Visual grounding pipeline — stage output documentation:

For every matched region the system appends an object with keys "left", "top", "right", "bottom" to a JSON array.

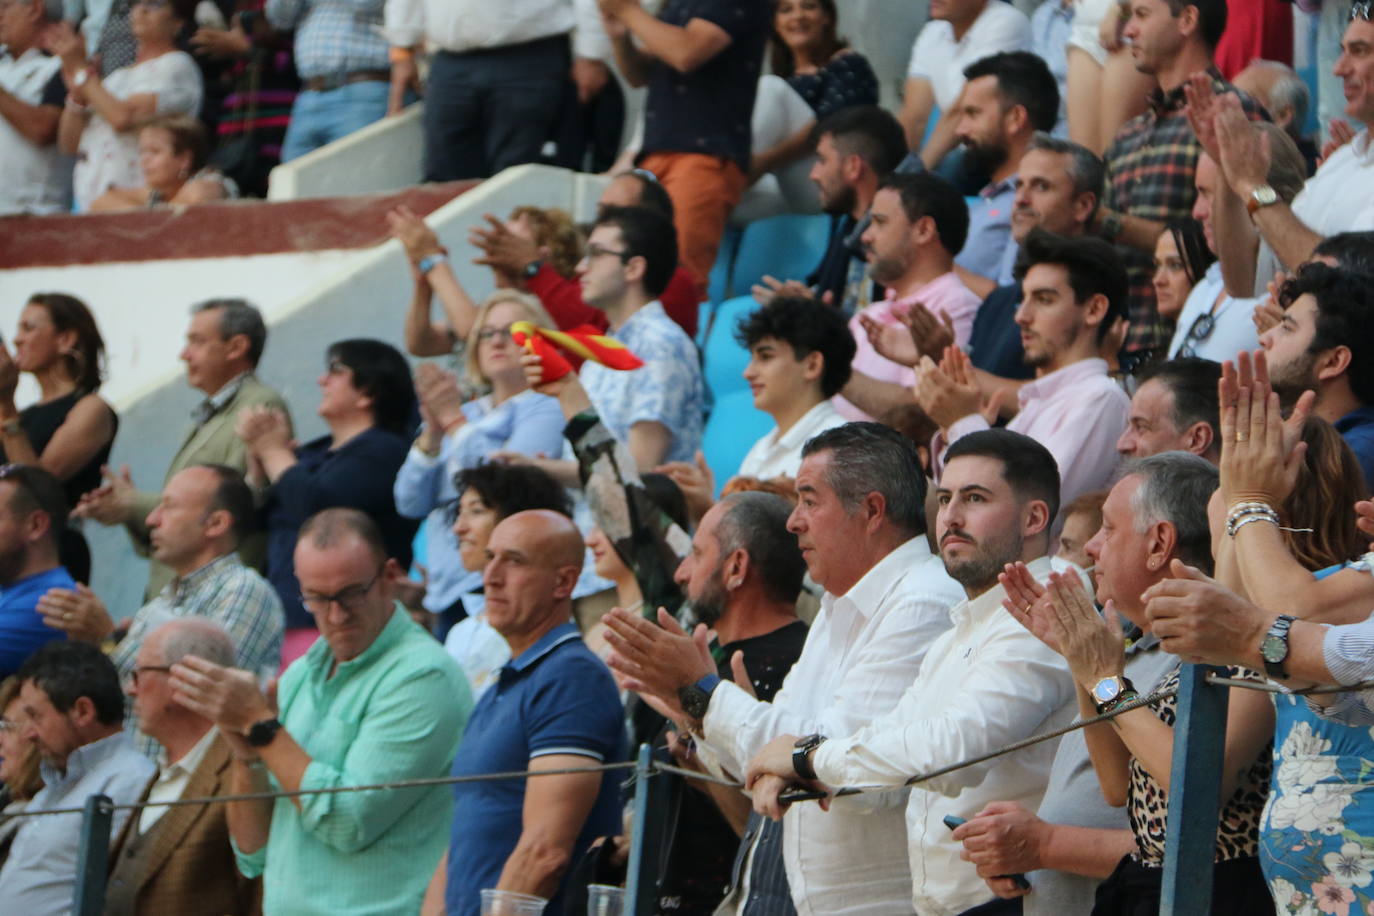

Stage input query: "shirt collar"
[
  {"left": 953, "top": 554, "right": 1055, "bottom": 625},
  {"left": 192, "top": 371, "right": 250, "bottom": 424},
  {"left": 164, "top": 552, "right": 239, "bottom": 605},
  {"left": 775, "top": 401, "right": 838, "bottom": 451},
  {"left": 1336, "top": 405, "right": 1374, "bottom": 432},
  {"left": 1148, "top": 67, "right": 1222, "bottom": 117},
  {"left": 888, "top": 271, "right": 964, "bottom": 310},
  {"left": 306, "top": 604, "right": 412, "bottom": 677},
  {"left": 609, "top": 301, "right": 666, "bottom": 339},
  {"left": 505, "top": 621, "right": 581, "bottom": 674},
  {"left": 835, "top": 536, "right": 938, "bottom": 621},
  {"left": 41, "top": 731, "right": 131, "bottom": 786},
  {"left": 1018, "top": 358, "right": 1110, "bottom": 409},
  {"left": 156, "top": 725, "right": 217, "bottom": 776},
  {"left": 979, "top": 174, "right": 1018, "bottom": 198}
]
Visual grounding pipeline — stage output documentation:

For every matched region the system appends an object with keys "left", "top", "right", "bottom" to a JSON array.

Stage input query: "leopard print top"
[{"left": 1126, "top": 662, "right": 1273, "bottom": 866}]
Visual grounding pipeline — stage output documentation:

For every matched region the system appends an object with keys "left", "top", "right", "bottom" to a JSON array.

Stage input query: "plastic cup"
[
  {"left": 587, "top": 884, "right": 626, "bottom": 916},
  {"left": 479, "top": 889, "right": 548, "bottom": 916}
]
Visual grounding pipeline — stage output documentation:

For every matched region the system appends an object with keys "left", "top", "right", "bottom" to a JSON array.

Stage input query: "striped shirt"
[
  {"left": 1101, "top": 69, "right": 1265, "bottom": 357},
  {"left": 264, "top": 0, "right": 389, "bottom": 81},
  {"left": 113, "top": 552, "right": 285, "bottom": 757}
]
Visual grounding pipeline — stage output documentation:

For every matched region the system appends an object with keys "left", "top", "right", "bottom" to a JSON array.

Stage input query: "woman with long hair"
[{"left": 0, "top": 677, "right": 44, "bottom": 870}]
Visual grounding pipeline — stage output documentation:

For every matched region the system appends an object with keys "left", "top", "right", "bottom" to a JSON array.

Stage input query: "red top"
[{"left": 525, "top": 263, "right": 702, "bottom": 339}]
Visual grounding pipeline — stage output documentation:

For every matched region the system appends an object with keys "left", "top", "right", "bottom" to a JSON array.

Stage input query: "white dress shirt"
[
  {"left": 811, "top": 555, "right": 1079, "bottom": 916},
  {"left": 1165, "top": 262, "right": 1260, "bottom": 361},
  {"left": 702, "top": 536, "right": 965, "bottom": 915},
  {"left": 906, "top": 0, "right": 1031, "bottom": 111},
  {"left": 736, "top": 400, "right": 848, "bottom": 481},
  {"left": 137, "top": 726, "right": 219, "bottom": 834},
  {"left": 383, "top": 0, "right": 610, "bottom": 60}
]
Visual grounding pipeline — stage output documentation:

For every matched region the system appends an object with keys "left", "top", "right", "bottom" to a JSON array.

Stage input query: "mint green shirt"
[{"left": 234, "top": 607, "right": 472, "bottom": 914}]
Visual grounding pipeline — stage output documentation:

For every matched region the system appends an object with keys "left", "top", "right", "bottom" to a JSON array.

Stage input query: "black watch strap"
[
  {"left": 793, "top": 734, "right": 825, "bottom": 781},
  {"left": 1261, "top": 614, "right": 1297, "bottom": 679},
  {"left": 246, "top": 717, "right": 282, "bottom": 748}
]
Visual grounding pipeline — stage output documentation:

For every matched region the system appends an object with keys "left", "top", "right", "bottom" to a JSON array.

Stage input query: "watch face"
[
  {"left": 1092, "top": 678, "right": 1121, "bottom": 705},
  {"left": 1261, "top": 635, "right": 1287, "bottom": 663}
]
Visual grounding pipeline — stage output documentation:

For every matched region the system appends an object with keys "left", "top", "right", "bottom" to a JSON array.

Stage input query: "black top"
[
  {"left": 656, "top": 619, "right": 809, "bottom": 915},
  {"left": 786, "top": 52, "right": 878, "bottom": 120},
  {"left": 968, "top": 283, "right": 1035, "bottom": 382},
  {"left": 263, "top": 428, "right": 419, "bottom": 629},
  {"left": 641, "top": 0, "right": 770, "bottom": 170},
  {"left": 2, "top": 391, "right": 118, "bottom": 509}
]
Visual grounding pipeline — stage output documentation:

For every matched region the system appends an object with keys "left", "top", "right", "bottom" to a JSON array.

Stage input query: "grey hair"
[
  {"left": 1027, "top": 132, "right": 1105, "bottom": 214},
  {"left": 156, "top": 617, "right": 236, "bottom": 668},
  {"left": 192, "top": 298, "right": 268, "bottom": 367},
  {"left": 714, "top": 492, "right": 806, "bottom": 604},
  {"left": 801, "top": 422, "right": 927, "bottom": 536},
  {"left": 1122, "top": 452, "right": 1219, "bottom": 573},
  {"left": 1258, "top": 121, "right": 1309, "bottom": 204},
  {"left": 40, "top": 0, "right": 60, "bottom": 19},
  {"left": 1252, "top": 60, "right": 1311, "bottom": 142}
]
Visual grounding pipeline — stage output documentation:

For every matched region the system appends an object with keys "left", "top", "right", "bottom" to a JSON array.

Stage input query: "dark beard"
[
  {"left": 961, "top": 141, "right": 1008, "bottom": 184},
  {"left": 821, "top": 183, "right": 857, "bottom": 217},
  {"left": 689, "top": 573, "right": 730, "bottom": 627}
]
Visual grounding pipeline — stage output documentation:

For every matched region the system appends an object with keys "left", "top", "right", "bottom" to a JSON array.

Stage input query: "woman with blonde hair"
[
  {"left": 0, "top": 676, "right": 44, "bottom": 869},
  {"left": 394, "top": 289, "right": 567, "bottom": 637}
]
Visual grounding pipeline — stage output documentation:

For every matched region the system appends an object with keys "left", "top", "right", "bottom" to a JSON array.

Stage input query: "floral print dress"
[{"left": 1261, "top": 692, "right": 1374, "bottom": 916}]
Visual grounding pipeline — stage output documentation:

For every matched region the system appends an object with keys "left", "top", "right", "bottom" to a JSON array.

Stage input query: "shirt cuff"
[
  {"left": 1323, "top": 621, "right": 1374, "bottom": 687},
  {"left": 406, "top": 444, "right": 440, "bottom": 467}
]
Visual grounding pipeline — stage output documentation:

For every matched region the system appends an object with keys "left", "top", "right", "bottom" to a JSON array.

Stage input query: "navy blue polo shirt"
[
  {"left": 444, "top": 623, "right": 625, "bottom": 916},
  {"left": 640, "top": 0, "right": 770, "bottom": 170},
  {"left": 1337, "top": 406, "right": 1374, "bottom": 491},
  {"left": 968, "top": 283, "right": 1035, "bottom": 381}
]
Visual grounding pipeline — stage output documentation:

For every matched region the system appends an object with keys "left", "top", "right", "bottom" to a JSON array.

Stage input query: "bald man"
[{"left": 427, "top": 511, "right": 626, "bottom": 916}]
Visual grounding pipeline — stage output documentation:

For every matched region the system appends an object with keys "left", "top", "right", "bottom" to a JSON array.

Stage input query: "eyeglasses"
[
  {"left": 324, "top": 359, "right": 350, "bottom": 376},
  {"left": 300, "top": 567, "right": 383, "bottom": 615},
  {"left": 133, "top": 0, "right": 170, "bottom": 8},
  {"left": 1352, "top": 2, "right": 1371, "bottom": 21},
  {"left": 1176, "top": 312, "right": 1216, "bottom": 359},
  {"left": 130, "top": 665, "right": 171, "bottom": 687},
  {"left": 581, "top": 243, "right": 632, "bottom": 263},
  {"left": 476, "top": 324, "right": 513, "bottom": 343}
]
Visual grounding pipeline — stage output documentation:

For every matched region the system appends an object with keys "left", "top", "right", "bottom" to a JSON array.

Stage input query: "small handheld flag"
[{"left": 511, "top": 321, "right": 644, "bottom": 384}]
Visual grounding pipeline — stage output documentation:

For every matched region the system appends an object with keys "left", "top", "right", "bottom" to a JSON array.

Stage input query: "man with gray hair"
[
  {"left": 0, "top": 0, "right": 69, "bottom": 214},
  {"left": 605, "top": 422, "right": 965, "bottom": 914},
  {"left": 106, "top": 617, "right": 260, "bottom": 914},
  {"left": 1232, "top": 60, "right": 1316, "bottom": 169},
  {"left": 951, "top": 450, "right": 1215, "bottom": 913},
  {"left": 76, "top": 298, "right": 289, "bottom": 600}
]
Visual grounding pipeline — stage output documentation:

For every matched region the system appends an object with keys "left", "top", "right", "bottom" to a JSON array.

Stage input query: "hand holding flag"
[{"left": 510, "top": 321, "right": 644, "bottom": 386}]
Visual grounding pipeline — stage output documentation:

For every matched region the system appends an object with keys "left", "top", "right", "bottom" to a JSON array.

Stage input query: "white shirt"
[
  {"left": 138, "top": 726, "right": 218, "bottom": 834},
  {"left": 73, "top": 50, "right": 202, "bottom": 211},
  {"left": 811, "top": 556, "right": 1079, "bottom": 916},
  {"left": 444, "top": 612, "right": 511, "bottom": 701},
  {"left": 702, "top": 536, "right": 965, "bottom": 915},
  {"left": 1255, "top": 129, "right": 1374, "bottom": 288},
  {"left": 383, "top": 0, "right": 610, "bottom": 60},
  {"left": 1166, "top": 262, "right": 1261, "bottom": 361},
  {"left": 736, "top": 400, "right": 847, "bottom": 481},
  {"left": 906, "top": 1, "right": 1032, "bottom": 111},
  {"left": 0, "top": 48, "right": 70, "bottom": 214}
]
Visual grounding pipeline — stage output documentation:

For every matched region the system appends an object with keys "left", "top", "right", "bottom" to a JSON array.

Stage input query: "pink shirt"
[
  {"left": 834, "top": 272, "right": 983, "bottom": 421},
  {"left": 936, "top": 358, "right": 1129, "bottom": 522}
]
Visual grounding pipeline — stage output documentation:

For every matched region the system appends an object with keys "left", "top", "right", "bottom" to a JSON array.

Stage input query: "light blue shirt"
[
  {"left": 956, "top": 175, "right": 1017, "bottom": 283},
  {"left": 0, "top": 731, "right": 154, "bottom": 915},
  {"left": 580, "top": 301, "right": 704, "bottom": 464},
  {"left": 1030, "top": 0, "right": 1071, "bottom": 137},
  {"left": 393, "top": 390, "right": 565, "bottom": 613}
]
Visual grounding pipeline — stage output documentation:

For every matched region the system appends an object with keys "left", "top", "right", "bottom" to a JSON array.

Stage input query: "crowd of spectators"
[{"left": 5, "top": 0, "right": 1374, "bottom": 915}]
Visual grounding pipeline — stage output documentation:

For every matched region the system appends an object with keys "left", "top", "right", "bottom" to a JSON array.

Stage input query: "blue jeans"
[{"left": 280, "top": 80, "right": 390, "bottom": 163}]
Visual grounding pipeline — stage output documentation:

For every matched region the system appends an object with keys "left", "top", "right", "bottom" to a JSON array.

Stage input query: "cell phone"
[{"left": 943, "top": 815, "right": 1032, "bottom": 891}]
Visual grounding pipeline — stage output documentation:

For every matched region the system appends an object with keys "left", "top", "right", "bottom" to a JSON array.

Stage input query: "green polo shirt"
[{"left": 234, "top": 606, "right": 472, "bottom": 914}]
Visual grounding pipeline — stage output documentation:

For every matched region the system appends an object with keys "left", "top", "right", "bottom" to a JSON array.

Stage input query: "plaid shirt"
[
  {"left": 113, "top": 553, "right": 286, "bottom": 757},
  {"left": 265, "top": 0, "right": 389, "bottom": 80},
  {"left": 1102, "top": 68, "right": 1266, "bottom": 357}
]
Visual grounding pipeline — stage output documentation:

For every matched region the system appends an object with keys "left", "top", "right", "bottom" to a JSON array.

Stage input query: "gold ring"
[{"left": 1236, "top": 433, "right": 1249, "bottom": 442}]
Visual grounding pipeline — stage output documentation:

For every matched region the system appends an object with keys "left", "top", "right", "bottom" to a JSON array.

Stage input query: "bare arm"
[
  {"left": 839, "top": 370, "right": 912, "bottom": 419},
  {"left": 421, "top": 852, "right": 447, "bottom": 916},
  {"left": 225, "top": 751, "right": 276, "bottom": 854},
  {"left": 56, "top": 101, "right": 87, "bottom": 154},
  {"left": 1092, "top": 207, "right": 1168, "bottom": 254},
  {"left": 898, "top": 76, "right": 935, "bottom": 152},
  {"left": 402, "top": 274, "right": 458, "bottom": 357},
  {"left": 427, "top": 261, "right": 483, "bottom": 343},
  {"left": 495, "top": 755, "right": 604, "bottom": 898},
  {"left": 1040, "top": 824, "right": 1138, "bottom": 879},
  {"left": 627, "top": 420, "right": 672, "bottom": 471},
  {"left": 0, "top": 393, "right": 115, "bottom": 482},
  {"left": 1211, "top": 180, "right": 1261, "bottom": 298},
  {"left": 1232, "top": 521, "right": 1374, "bottom": 625},
  {"left": 1247, "top": 202, "right": 1325, "bottom": 273},
  {"left": 0, "top": 90, "right": 60, "bottom": 146},
  {"left": 82, "top": 79, "right": 158, "bottom": 133}
]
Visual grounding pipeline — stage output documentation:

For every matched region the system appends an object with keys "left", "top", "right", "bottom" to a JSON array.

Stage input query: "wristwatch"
[
  {"left": 1091, "top": 675, "right": 1138, "bottom": 715},
  {"left": 677, "top": 673, "right": 722, "bottom": 721},
  {"left": 793, "top": 733, "right": 826, "bottom": 781},
  {"left": 1247, "top": 184, "right": 1280, "bottom": 217},
  {"left": 1099, "top": 211, "right": 1124, "bottom": 243},
  {"left": 246, "top": 717, "right": 283, "bottom": 748},
  {"left": 522, "top": 259, "right": 545, "bottom": 280},
  {"left": 1260, "top": 614, "right": 1297, "bottom": 679}
]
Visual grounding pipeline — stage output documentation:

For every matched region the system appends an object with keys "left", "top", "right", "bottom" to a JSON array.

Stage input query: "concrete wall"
[
  {"left": 267, "top": 105, "right": 426, "bottom": 201},
  {"left": 2, "top": 164, "right": 591, "bottom": 621}
]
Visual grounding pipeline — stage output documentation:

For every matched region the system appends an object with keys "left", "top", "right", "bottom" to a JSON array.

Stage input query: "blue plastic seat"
[
  {"left": 727, "top": 213, "right": 832, "bottom": 300},
  {"left": 702, "top": 390, "right": 775, "bottom": 495},
  {"left": 701, "top": 295, "right": 759, "bottom": 402}
]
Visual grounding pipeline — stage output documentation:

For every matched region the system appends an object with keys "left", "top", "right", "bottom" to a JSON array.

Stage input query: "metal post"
[
  {"left": 1160, "top": 665, "right": 1229, "bottom": 915},
  {"left": 624, "top": 743, "right": 670, "bottom": 914},
  {"left": 72, "top": 793, "right": 113, "bottom": 916}
]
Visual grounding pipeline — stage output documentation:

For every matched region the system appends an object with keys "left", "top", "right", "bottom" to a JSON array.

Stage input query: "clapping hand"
[
  {"left": 235, "top": 405, "right": 291, "bottom": 455},
  {"left": 655, "top": 451, "right": 715, "bottom": 524},
  {"left": 1000, "top": 561, "right": 1061, "bottom": 654},
  {"left": 751, "top": 276, "right": 814, "bottom": 305},
  {"left": 1043, "top": 571, "right": 1127, "bottom": 691},
  {"left": 36, "top": 584, "right": 115, "bottom": 643},
  {"left": 1217, "top": 349, "right": 1313, "bottom": 508},
  {"left": 602, "top": 607, "right": 715, "bottom": 722},
  {"left": 913, "top": 346, "right": 1000, "bottom": 430},
  {"left": 72, "top": 464, "right": 136, "bottom": 525},
  {"left": 414, "top": 363, "right": 466, "bottom": 435},
  {"left": 0, "top": 340, "right": 20, "bottom": 408},
  {"left": 386, "top": 205, "right": 444, "bottom": 266},
  {"left": 469, "top": 214, "right": 540, "bottom": 287}
]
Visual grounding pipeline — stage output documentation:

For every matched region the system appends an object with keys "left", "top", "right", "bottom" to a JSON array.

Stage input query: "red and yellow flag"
[{"left": 511, "top": 321, "right": 644, "bottom": 384}]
